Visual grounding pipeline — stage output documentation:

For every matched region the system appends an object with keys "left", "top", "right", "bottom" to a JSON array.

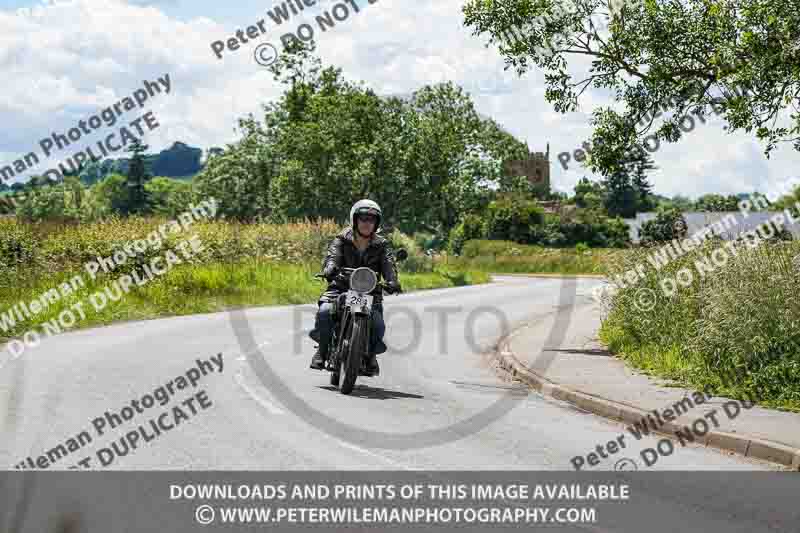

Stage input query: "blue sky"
[{"left": 1, "top": 0, "right": 798, "bottom": 200}]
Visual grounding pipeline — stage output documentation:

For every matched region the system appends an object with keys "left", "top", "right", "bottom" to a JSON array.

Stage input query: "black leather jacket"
[{"left": 319, "top": 227, "right": 400, "bottom": 305}]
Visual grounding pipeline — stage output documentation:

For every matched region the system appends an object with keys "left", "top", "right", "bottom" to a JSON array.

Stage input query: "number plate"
[{"left": 346, "top": 290, "right": 373, "bottom": 311}]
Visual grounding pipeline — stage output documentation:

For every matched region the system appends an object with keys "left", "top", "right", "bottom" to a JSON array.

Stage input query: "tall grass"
[
  {"left": 0, "top": 218, "right": 489, "bottom": 344},
  {"left": 445, "top": 239, "right": 620, "bottom": 275},
  {"left": 600, "top": 239, "right": 800, "bottom": 410}
]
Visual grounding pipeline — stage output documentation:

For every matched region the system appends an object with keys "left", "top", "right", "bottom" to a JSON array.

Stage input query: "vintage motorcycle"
[{"left": 313, "top": 248, "right": 408, "bottom": 395}]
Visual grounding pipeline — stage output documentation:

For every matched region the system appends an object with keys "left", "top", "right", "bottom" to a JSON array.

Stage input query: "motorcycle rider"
[{"left": 309, "top": 199, "right": 403, "bottom": 375}]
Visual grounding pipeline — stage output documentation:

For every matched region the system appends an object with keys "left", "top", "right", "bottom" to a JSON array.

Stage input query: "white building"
[{"left": 623, "top": 211, "right": 800, "bottom": 244}]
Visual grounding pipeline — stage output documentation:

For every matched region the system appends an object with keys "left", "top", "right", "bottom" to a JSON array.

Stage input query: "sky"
[{"left": 1, "top": 0, "right": 798, "bottom": 200}]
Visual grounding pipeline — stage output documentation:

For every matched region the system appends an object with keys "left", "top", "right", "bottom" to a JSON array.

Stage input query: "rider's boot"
[
  {"left": 310, "top": 345, "right": 326, "bottom": 370},
  {"left": 365, "top": 352, "right": 379, "bottom": 376}
]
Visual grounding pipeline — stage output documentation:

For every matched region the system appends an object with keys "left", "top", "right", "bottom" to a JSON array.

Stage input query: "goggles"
[{"left": 357, "top": 213, "right": 378, "bottom": 223}]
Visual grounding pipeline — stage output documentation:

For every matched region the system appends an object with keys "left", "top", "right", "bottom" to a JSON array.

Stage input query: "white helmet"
[{"left": 350, "top": 199, "right": 382, "bottom": 237}]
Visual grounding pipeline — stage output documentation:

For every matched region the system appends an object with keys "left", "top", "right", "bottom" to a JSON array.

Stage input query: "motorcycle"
[{"left": 313, "top": 248, "right": 408, "bottom": 395}]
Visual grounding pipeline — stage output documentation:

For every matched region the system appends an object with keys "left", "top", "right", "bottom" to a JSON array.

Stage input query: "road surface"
[{"left": 0, "top": 275, "right": 777, "bottom": 472}]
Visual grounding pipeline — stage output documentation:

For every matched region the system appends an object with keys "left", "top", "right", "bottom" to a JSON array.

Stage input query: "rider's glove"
[
  {"left": 385, "top": 280, "right": 402, "bottom": 294},
  {"left": 322, "top": 265, "right": 340, "bottom": 282}
]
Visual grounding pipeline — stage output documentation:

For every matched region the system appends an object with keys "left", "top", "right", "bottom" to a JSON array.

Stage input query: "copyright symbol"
[
  {"left": 254, "top": 43, "right": 278, "bottom": 67},
  {"left": 633, "top": 288, "right": 656, "bottom": 312},
  {"left": 195, "top": 505, "right": 215, "bottom": 525},
  {"left": 614, "top": 458, "right": 638, "bottom": 471}
]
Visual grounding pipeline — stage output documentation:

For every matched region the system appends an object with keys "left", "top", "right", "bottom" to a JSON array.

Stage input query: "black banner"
[{"left": 0, "top": 471, "right": 797, "bottom": 532}]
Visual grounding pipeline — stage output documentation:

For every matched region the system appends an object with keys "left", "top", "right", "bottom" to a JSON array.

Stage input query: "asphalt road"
[
  {"left": 3, "top": 275, "right": 799, "bottom": 533},
  {"left": 0, "top": 275, "right": 778, "bottom": 472}
]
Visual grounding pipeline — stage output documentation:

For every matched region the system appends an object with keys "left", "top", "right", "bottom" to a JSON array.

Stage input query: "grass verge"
[
  {"left": 599, "top": 239, "right": 800, "bottom": 412},
  {"left": 441, "top": 240, "right": 621, "bottom": 275},
  {"left": 0, "top": 260, "right": 490, "bottom": 346}
]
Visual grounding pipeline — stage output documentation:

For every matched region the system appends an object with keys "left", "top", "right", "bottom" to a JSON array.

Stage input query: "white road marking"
[
  {"left": 234, "top": 370, "right": 286, "bottom": 415},
  {"left": 231, "top": 336, "right": 295, "bottom": 416},
  {"left": 332, "top": 439, "right": 414, "bottom": 471},
  {"left": 231, "top": 329, "right": 413, "bottom": 469}
]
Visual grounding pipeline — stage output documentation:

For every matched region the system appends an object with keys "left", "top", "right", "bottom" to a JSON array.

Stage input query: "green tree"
[
  {"left": 573, "top": 176, "right": 606, "bottom": 210},
  {"left": 463, "top": 0, "right": 800, "bottom": 176},
  {"left": 774, "top": 184, "right": 800, "bottom": 216},
  {"left": 125, "top": 139, "right": 151, "bottom": 215},
  {"left": 639, "top": 206, "right": 688, "bottom": 245},
  {"left": 91, "top": 173, "right": 130, "bottom": 217},
  {"left": 602, "top": 167, "right": 637, "bottom": 218},
  {"left": 694, "top": 193, "right": 741, "bottom": 211},
  {"left": 197, "top": 39, "right": 529, "bottom": 233},
  {"left": 146, "top": 177, "right": 197, "bottom": 217},
  {"left": 484, "top": 193, "right": 545, "bottom": 243},
  {"left": 629, "top": 149, "right": 657, "bottom": 212},
  {"left": 601, "top": 147, "right": 656, "bottom": 217},
  {"left": 448, "top": 213, "right": 488, "bottom": 254}
]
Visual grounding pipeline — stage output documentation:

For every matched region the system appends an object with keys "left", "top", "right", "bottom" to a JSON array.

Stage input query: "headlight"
[{"left": 350, "top": 267, "right": 377, "bottom": 293}]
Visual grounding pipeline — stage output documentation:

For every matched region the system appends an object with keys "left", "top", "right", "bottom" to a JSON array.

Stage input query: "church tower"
[{"left": 502, "top": 144, "right": 551, "bottom": 196}]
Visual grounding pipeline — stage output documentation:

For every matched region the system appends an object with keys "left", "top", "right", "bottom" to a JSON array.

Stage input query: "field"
[{"left": 0, "top": 217, "right": 489, "bottom": 344}]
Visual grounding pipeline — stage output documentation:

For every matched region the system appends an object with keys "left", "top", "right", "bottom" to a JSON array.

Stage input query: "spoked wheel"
[
  {"left": 331, "top": 339, "right": 347, "bottom": 387},
  {"left": 340, "top": 317, "right": 368, "bottom": 395}
]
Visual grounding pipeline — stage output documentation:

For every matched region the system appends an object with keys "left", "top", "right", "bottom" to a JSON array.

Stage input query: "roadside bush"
[
  {"left": 385, "top": 228, "right": 434, "bottom": 273},
  {"left": 413, "top": 232, "right": 447, "bottom": 252},
  {"left": 484, "top": 195, "right": 544, "bottom": 244},
  {"left": 448, "top": 213, "right": 487, "bottom": 254},
  {"left": 533, "top": 212, "right": 631, "bottom": 248},
  {"left": 638, "top": 207, "right": 687, "bottom": 245}
]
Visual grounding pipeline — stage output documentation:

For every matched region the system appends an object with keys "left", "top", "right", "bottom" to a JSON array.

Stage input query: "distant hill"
[{"left": 78, "top": 142, "right": 222, "bottom": 185}]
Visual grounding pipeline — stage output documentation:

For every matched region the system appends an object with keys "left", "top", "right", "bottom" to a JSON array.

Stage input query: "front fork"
[{"left": 330, "top": 306, "right": 373, "bottom": 370}]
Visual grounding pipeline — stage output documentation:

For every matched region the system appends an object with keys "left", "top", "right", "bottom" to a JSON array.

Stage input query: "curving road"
[
  {"left": 3, "top": 275, "right": 798, "bottom": 533},
  {"left": 0, "top": 275, "right": 778, "bottom": 472}
]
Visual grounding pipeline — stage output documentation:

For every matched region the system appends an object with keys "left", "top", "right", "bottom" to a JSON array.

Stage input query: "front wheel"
[
  {"left": 331, "top": 338, "right": 346, "bottom": 387},
  {"left": 340, "top": 315, "right": 368, "bottom": 395}
]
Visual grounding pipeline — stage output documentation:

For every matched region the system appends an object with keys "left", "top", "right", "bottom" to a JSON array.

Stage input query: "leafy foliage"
[
  {"left": 638, "top": 206, "right": 688, "bottom": 245},
  {"left": 125, "top": 139, "right": 152, "bottom": 216},
  {"left": 602, "top": 148, "right": 657, "bottom": 217},
  {"left": 448, "top": 213, "right": 488, "bottom": 254},
  {"left": 484, "top": 194, "right": 546, "bottom": 244},
  {"left": 193, "top": 40, "right": 529, "bottom": 234},
  {"left": 694, "top": 193, "right": 742, "bottom": 211},
  {"left": 601, "top": 239, "right": 800, "bottom": 410},
  {"left": 463, "top": 0, "right": 800, "bottom": 176}
]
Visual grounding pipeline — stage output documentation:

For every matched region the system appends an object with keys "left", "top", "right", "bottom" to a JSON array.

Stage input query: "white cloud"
[{"left": 0, "top": 0, "right": 797, "bottom": 198}]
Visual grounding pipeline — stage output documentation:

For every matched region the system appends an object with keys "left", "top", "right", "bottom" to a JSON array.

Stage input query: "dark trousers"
[{"left": 309, "top": 299, "right": 386, "bottom": 358}]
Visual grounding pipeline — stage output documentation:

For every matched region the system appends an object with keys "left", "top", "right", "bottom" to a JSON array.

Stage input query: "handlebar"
[{"left": 312, "top": 268, "right": 401, "bottom": 294}]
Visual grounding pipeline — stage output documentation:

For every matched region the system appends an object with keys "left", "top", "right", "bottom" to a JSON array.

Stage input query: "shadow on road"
[
  {"left": 542, "top": 348, "right": 612, "bottom": 357},
  {"left": 318, "top": 385, "right": 424, "bottom": 400}
]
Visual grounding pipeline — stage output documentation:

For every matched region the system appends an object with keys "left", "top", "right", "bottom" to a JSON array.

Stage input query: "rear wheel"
[{"left": 340, "top": 316, "right": 368, "bottom": 395}]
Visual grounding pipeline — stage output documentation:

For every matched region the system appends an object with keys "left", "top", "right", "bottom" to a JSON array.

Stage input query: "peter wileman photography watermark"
[
  {"left": 176, "top": 482, "right": 615, "bottom": 526},
  {"left": 0, "top": 198, "right": 218, "bottom": 366},
  {"left": 591, "top": 186, "right": 800, "bottom": 311},
  {"left": 11, "top": 353, "right": 224, "bottom": 470},
  {"left": 572, "top": 393, "right": 755, "bottom": 471},
  {"left": 0, "top": 74, "right": 171, "bottom": 185},
  {"left": 571, "top": 365, "right": 757, "bottom": 471},
  {"left": 208, "top": 0, "right": 379, "bottom": 66}
]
